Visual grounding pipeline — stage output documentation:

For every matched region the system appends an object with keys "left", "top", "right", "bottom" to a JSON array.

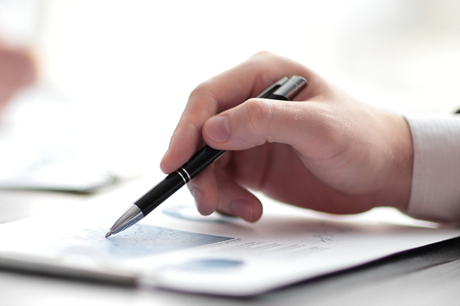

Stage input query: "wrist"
[{"left": 375, "top": 113, "right": 413, "bottom": 211}]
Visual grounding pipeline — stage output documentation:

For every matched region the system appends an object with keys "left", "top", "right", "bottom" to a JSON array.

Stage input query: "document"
[
  {"left": 0, "top": 147, "right": 117, "bottom": 193},
  {"left": 0, "top": 194, "right": 459, "bottom": 296}
]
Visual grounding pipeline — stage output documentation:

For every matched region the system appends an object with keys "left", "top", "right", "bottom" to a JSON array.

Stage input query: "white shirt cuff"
[{"left": 405, "top": 114, "right": 460, "bottom": 222}]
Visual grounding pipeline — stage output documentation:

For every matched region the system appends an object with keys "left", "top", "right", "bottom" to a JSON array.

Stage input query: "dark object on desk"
[{"left": 106, "top": 76, "right": 308, "bottom": 238}]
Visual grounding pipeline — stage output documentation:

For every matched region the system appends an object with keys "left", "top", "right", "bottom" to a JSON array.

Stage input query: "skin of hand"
[
  {"left": 160, "top": 51, "right": 413, "bottom": 222},
  {"left": 0, "top": 41, "right": 36, "bottom": 113}
]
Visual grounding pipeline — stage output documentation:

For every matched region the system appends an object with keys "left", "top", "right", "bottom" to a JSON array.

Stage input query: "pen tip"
[{"left": 105, "top": 231, "right": 112, "bottom": 238}]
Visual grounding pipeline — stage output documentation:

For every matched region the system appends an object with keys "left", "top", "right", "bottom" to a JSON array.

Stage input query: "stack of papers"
[{"left": 0, "top": 196, "right": 458, "bottom": 296}]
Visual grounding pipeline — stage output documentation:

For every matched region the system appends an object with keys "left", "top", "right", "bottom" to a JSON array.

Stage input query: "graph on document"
[{"left": 60, "top": 224, "right": 234, "bottom": 258}]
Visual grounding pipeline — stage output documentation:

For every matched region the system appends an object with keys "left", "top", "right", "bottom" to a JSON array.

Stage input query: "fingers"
[
  {"left": 187, "top": 163, "right": 263, "bottom": 222},
  {"left": 187, "top": 166, "right": 220, "bottom": 216},
  {"left": 160, "top": 52, "right": 329, "bottom": 222},
  {"left": 160, "top": 51, "right": 318, "bottom": 174},
  {"left": 214, "top": 173, "right": 263, "bottom": 222}
]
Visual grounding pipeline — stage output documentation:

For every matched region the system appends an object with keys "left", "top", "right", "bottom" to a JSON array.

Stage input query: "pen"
[{"left": 105, "top": 76, "right": 308, "bottom": 238}]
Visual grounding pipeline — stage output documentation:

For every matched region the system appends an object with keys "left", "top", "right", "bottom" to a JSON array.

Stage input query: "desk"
[{"left": 1, "top": 183, "right": 459, "bottom": 306}]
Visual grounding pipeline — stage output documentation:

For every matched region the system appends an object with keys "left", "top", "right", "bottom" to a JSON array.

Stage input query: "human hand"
[
  {"left": 0, "top": 41, "right": 36, "bottom": 113},
  {"left": 160, "top": 52, "right": 413, "bottom": 222}
]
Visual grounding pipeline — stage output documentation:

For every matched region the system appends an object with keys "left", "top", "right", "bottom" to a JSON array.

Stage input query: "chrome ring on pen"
[{"left": 176, "top": 168, "right": 191, "bottom": 184}]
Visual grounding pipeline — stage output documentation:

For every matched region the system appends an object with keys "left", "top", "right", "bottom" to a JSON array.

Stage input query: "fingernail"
[
  {"left": 191, "top": 187, "right": 202, "bottom": 208},
  {"left": 205, "top": 116, "right": 230, "bottom": 143},
  {"left": 230, "top": 200, "right": 252, "bottom": 221}
]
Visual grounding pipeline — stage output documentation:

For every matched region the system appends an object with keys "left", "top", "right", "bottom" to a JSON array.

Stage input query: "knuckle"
[
  {"left": 304, "top": 105, "right": 348, "bottom": 160},
  {"left": 244, "top": 98, "right": 273, "bottom": 138},
  {"left": 251, "top": 50, "right": 273, "bottom": 59},
  {"left": 189, "top": 81, "right": 210, "bottom": 100},
  {"left": 188, "top": 81, "right": 219, "bottom": 114}
]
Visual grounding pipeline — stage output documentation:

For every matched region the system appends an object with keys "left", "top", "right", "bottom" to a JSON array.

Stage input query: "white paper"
[
  {"left": 0, "top": 197, "right": 458, "bottom": 296},
  {"left": 0, "top": 147, "right": 117, "bottom": 192}
]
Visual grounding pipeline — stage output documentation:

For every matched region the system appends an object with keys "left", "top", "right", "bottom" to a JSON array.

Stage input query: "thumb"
[{"left": 203, "top": 98, "right": 321, "bottom": 151}]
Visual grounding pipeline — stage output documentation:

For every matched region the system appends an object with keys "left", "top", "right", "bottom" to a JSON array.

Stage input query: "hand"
[
  {"left": 0, "top": 41, "right": 36, "bottom": 113},
  {"left": 160, "top": 52, "right": 413, "bottom": 222}
]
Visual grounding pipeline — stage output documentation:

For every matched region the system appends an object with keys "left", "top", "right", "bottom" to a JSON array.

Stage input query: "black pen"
[{"left": 105, "top": 76, "right": 307, "bottom": 238}]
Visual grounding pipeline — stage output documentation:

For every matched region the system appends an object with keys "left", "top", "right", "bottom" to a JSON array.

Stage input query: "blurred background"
[{"left": 1, "top": 0, "right": 460, "bottom": 193}]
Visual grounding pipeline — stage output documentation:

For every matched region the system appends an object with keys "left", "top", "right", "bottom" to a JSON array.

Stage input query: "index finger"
[{"left": 160, "top": 51, "right": 319, "bottom": 174}]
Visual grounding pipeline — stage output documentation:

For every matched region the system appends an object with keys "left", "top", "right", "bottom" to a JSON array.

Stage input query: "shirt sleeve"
[{"left": 404, "top": 114, "right": 460, "bottom": 222}]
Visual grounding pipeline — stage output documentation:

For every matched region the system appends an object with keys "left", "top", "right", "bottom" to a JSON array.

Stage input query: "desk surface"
[{"left": 1, "top": 187, "right": 459, "bottom": 306}]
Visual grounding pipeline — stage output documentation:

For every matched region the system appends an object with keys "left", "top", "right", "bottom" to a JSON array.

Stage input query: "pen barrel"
[
  {"left": 266, "top": 94, "right": 289, "bottom": 101},
  {"left": 269, "top": 76, "right": 306, "bottom": 101},
  {"left": 183, "top": 146, "right": 225, "bottom": 179},
  {"left": 135, "top": 173, "right": 185, "bottom": 215},
  {"left": 134, "top": 147, "right": 224, "bottom": 215}
]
